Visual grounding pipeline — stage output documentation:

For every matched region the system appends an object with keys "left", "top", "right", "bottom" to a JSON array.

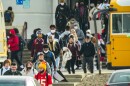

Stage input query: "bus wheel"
[{"left": 107, "top": 62, "right": 113, "bottom": 70}]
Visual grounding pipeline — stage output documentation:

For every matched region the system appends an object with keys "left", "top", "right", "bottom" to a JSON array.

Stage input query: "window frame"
[{"left": 111, "top": 13, "right": 130, "bottom": 35}]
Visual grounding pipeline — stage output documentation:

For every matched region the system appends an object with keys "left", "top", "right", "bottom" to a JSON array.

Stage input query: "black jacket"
[
  {"left": 80, "top": 41, "right": 95, "bottom": 57},
  {"left": 44, "top": 51, "right": 56, "bottom": 68},
  {"left": 4, "top": 70, "right": 22, "bottom": 76},
  {"left": 55, "top": 4, "right": 70, "bottom": 20}
]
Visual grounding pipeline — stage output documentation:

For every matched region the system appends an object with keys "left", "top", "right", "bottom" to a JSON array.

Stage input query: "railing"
[{"left": 22, "top": 22, "right": 28, "bottom": 41}]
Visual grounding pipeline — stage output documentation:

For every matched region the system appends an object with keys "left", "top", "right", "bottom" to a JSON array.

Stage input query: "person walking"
[
  {"left": 35, "top": 62, "right": 52, "bottom": 86},
  {"left": 55, "top": 0, "right": 70, "bottom": 32},
  {"left": 7, "top": 29, "right": 24, "bottom": 69},
  {"left": 0, "top": 59, "right": 11, "bottom": 75},
  {"left": 4, "top": 62, "right": 22, "bottom": 75},
  {"left": 31, "top": 30, "right": 45, "bottom": 63},
  {"left": 21, "top": 61, "right": 38, "bottom": 77},
  {"left": 74, "top": 23, "right": 85, "bottom": 44},
  {"left": 77, "top": 1, "right": 89, "bottom": 35},
  {"left": 34, "top": 52, "right": 51, "bottom": 74},
  {"left": 4, "top": 6, "right": 14, "bottom": 26},
  {"left": 60, "top": 26, "right": 71, "bottom": 47},
  {"left": 43, "top": 44, "right": 56, "bottom": 75},
  {"left": 80, "top": 35, "right": 95, "bottom": 74},
  {"left": 46, "top": 25, "right": 60, "bottom": 43},
  {"left": 14, "top": 28, "right": 26, "bottom": 65},
  {"left": 66, "top": 35, "right": 79, "bottom": 74},
  {"left": 48, "top": 35, "right": 61, "bottom": 70}
]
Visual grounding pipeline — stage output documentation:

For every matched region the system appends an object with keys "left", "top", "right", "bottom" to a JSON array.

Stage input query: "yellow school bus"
[
  {"left": 107, "top": 0, "right": 130, "bottom": 69},
  {"left": 0, "top": 0, "right": 7, "bottom": 62}
]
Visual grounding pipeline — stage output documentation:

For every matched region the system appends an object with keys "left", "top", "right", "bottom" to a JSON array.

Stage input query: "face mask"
[
  {"left": 9, "top": 34, "right": 13, "bottom": 36},
  {"left": 44, "top": 50, "right": 49, "bottom": 53},
  {"left": 40, "top": 70, "right": 44, "bottom": 73},
  {"left": 27, "top": 67, "right": 31, "bottom": 70},
  {"left": 51, "top": 30, "right": 56, "bottom": 33},
  {"left": 74, "top": 26, "right": 78, "bottom": 29},
  {"left": 61, "top": 3, "right": 64, "bottom": 6}
]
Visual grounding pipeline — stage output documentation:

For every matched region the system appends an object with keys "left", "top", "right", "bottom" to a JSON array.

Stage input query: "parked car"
[
  {"left": 105, "top": 69, "right": 130, "bottom": 86},
  {"left": 0, "top": 76, "right": 40, "bottom": 86}
]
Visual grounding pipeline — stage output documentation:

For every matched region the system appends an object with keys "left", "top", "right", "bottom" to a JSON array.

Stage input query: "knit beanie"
[{"left": 38, "top": 62, "right": 46, "bottom": 70}]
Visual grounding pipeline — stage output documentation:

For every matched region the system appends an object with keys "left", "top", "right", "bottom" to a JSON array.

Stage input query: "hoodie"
[
  {"left": 8, "top": 29, "right": 19, "bottom": 51},
  {"left": 80, "top": 41, "right": 95, "bottom": 57}
]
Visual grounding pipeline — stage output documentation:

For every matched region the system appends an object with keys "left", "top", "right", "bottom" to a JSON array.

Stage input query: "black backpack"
[
  {"left": 62, "top": 34, "right": 70, "bottom": 47},
  {"left": 27, "top": 38, "right": 34, "bottom": 51},
  {"left": 4, "top": 11, "right": 11, "bottom": 22},
  {"left": 18, "top": 36, "right": 25, "bottom": 51}
]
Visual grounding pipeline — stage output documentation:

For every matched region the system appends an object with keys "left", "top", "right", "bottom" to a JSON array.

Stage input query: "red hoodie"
[{"left": 7, "top": 29, "right": 19, "bottom": 51}]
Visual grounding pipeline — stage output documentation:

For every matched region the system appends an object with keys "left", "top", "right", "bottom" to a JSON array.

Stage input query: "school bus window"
[
  {"left": 123, "top": 14, "right": 130, "bottom": 33},
  {"left": 112, "top": 14, "right": 122, "bottom": 33}
]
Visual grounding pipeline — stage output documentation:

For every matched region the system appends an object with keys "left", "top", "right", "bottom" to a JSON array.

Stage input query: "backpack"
[
  {"left": 27, "top": 38, "right": 34, "bottom": 51},
  {"left": 4, "top": 11, "right": 11, "bottom": 22},
  {"left": 19, "top": 36, "right": 25, "bottom": 51},
  {"left": 62, "top": 34, "right": 70, "bottom": 47}
]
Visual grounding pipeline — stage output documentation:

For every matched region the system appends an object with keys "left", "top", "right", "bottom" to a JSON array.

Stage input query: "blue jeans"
[{"left": 55, "top": 56, "right": 60, "bottom": 70}]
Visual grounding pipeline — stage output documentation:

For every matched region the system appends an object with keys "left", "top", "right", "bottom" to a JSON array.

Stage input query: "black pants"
[
  {"left": 82, "top": 57, "right": 94, "bottom": 73},
  {"left": 66, "top": 58, "right": 76, "bottom": 74},
  {"left": 11, "top": 51, "right": 22, "bottom": 66}
]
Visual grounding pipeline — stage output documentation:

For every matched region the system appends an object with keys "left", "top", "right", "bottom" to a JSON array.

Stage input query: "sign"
[
  {"left": 16, "top": 0, "right": 23, "bottom": 5},
  {"left": 23, "top": 0, "right": 30, "bottom": 9}
]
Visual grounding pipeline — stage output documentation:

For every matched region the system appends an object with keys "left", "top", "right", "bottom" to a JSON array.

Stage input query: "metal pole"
[{"left": 93, "top": 9, "right": 109, "bottom": 75}]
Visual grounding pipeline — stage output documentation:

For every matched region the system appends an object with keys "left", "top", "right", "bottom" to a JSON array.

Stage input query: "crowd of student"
[{"left": 1, "top": 0, "right": 110, "bottom": 86}]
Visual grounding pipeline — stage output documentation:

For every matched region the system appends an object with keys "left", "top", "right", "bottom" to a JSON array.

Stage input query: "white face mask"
[
  {"left": 51, "top": 30, "right": 56, "bottom": 33},
  {"left": 61, "top": 3, "right": 64, "bottom": 6},
  {"left": 44, "top": 50, "right": 49, "bottom": 53},
  {"left": 74, "top": 26, "right": 78, "bottom": 29}
]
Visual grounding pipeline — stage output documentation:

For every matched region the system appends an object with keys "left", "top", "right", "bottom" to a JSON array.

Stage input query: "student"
[
  {"left": 0, "top": 59, "right": 11, "bottom": 75},
  {"left": 67, "top": 35, "right": 78, "bottom": 74},
  {"left": 14, "top": 28, "right": 26, "bottom": 65},
  {"left": 35, "top": 62, "right": 52, "bottom": 86},
  {"left": 21, "top": 61, "right": 38, "bottom": 77},
  {"left": 7, "top": 29, "right": 24, "bottom": 69},
  {"left": 4, "top": 62, "right": 22, "bottom": 75},
  {"left": 31, "top": 30, "right": 45, "bottom": 63},
  {"left": 34, "top": 52, "right": 51, "bottom": 74},
  {"left": 48, "top": 35, "right": 61, "bottom": 70},
  {"left": 4, "top": 6, "right": 14, "bottom": 26},
  {"left": 43, "top": 44, "right": 56, "bottom": 73},
  {"left": 80, "top": 35, "right": 95, "bottom": 74}
]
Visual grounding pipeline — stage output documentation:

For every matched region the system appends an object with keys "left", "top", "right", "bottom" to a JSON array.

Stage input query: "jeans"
[
  {"left": 32, "top": 52, "right": 38, "bottom": 63},
  {"left": 55, "top": 56, "right": 60, "bottom": 70},
  {"left": 82, "top": 57, "right": 94, "bottom": 73},
  {"left": 66, "top": 58, "right": 76, "bottom": 74},
  {"left": 17, "top": 51, "right": 23, "bottom": 64},
  {"left": 11, "top": 51, "right": 22, "bottom": 66}
]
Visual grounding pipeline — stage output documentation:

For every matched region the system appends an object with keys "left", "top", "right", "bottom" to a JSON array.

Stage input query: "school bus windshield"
[{"left": 112, "top": 13, "right": 130, "bottom": 33}]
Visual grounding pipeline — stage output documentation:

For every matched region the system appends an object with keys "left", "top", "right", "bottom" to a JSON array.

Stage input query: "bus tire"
[{"left": 107, "top": 62, "right": 113, "bottom": 70}]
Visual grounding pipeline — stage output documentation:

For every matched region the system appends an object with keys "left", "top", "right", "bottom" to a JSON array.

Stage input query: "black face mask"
[
  {"left": 40, "top": 70, "right": 44, "bottom": 73},
  {"left": 9, "top": 34, "right": 13, "bottom": 36},
  {"left": 27, "top": 67, "right": 31, "bottom": 70}
]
